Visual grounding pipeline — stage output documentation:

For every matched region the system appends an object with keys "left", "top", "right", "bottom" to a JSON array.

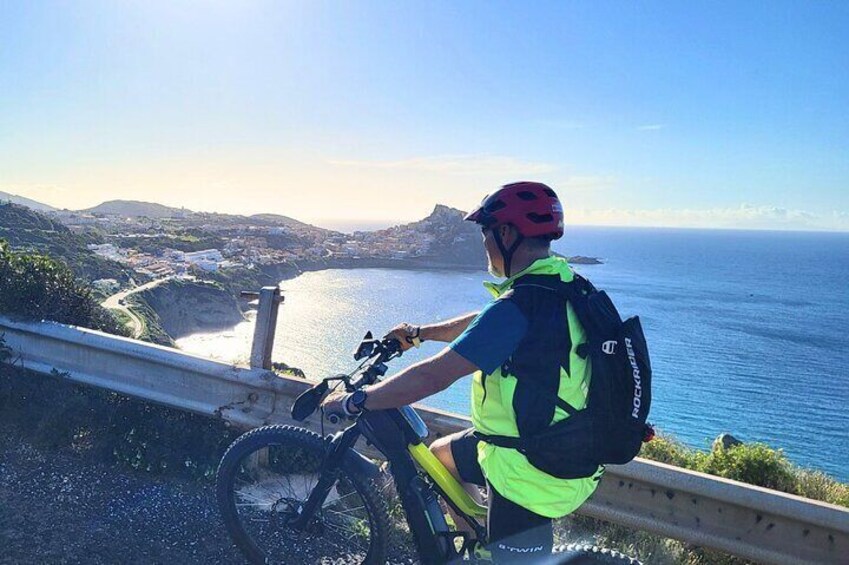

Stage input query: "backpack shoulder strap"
[
  {"left": 508, "top": 273, "right": 585, "bottom": 414},
  {"left": 510, "top": 273, "right": 566, "bottom": 294},
  {"left": 512, "top": 272, "right": 595, "bottom": 331}
]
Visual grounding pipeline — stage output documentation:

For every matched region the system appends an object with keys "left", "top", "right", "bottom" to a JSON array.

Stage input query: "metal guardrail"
[{"left": 1, "top": 314, "right": 847, "bottom": 564}]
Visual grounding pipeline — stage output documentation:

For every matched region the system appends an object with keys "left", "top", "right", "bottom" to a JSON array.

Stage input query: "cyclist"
[{"left": 322, "top": 182, "right": 602, "bottom": 562}]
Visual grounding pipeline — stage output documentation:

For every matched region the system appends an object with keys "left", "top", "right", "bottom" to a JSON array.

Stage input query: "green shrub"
[
  {"left": 637, "top": 434, "right": 848, "bottom": 508},
  {"left": 693, "top": 443, "right": 797, "bottom": 493},
  {"left": 0, "top": 240, "right": 127, "bottom": 335},
  {"left": 639, "top": 433, "right": 697, "bottom": 468},
  {"left": 794, "top": 469, "right": 849, "bottom": 507}
]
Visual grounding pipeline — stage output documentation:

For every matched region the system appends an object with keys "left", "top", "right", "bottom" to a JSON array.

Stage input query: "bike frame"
[{"left": 296, "top": 408, "right": 488, "bottom": 564}]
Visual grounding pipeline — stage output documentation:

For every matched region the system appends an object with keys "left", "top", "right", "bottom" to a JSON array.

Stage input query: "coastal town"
[{"left": 52, "top": 202, "right": 484, "bottom": 281}]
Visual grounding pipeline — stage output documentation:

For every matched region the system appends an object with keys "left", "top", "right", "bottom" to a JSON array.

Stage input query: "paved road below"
[{"left": 101, "top": 277, "right": 177, "bottom": 338}]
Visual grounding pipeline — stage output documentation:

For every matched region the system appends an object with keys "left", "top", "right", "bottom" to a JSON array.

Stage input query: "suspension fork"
[{"left": 289, "top": 425, "right": 361, "bottom": 530}]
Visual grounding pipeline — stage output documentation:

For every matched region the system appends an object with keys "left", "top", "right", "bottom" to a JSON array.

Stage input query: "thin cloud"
[
  {"left": 327, "top": 154, "right": 557, "bottom": 176},
  {"left": 567, "top": 204, "right": 849, "bottom": 231},
  {"left": 637, "top": 124, "right": 666, "bottom": 131}
]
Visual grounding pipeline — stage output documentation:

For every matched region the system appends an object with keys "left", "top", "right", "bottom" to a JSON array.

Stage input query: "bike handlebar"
[{"left": 291, "top": 333, "right": 404, "bottom": 424}]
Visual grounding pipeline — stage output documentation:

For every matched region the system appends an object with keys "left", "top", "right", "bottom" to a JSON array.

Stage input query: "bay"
[{"left": 178, "top": 226, "right": 849, "bottom": 481}]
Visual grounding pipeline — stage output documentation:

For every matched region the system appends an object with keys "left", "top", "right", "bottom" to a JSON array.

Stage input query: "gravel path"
[{"left": 0, "top": 432, "right": 245, "bottom": 565}]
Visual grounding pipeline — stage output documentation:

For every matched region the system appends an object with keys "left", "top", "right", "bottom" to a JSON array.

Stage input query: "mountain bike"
[{"left": 216, "top": 332, "right": 641, "bottom": 564}]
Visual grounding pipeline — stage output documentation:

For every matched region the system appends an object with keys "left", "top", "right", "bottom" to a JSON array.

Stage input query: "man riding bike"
[{"left": 322, "top": 181, "right": 603, "bottom": 562}]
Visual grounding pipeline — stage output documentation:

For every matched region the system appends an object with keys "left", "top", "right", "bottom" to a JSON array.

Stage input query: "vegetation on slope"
[
  {"left": 123, "top": 294, "right": 175, "bottom": 346},
  {"left": 108, "top": 232, "right": 225, "bottom": 254},
  {"left": 640, "top": 435, "right": 848, "bottom": 506},
  {"left": 81, "top": 199, "right": 188, "bottom": 218},
  {"left": 0, "top": 239, "right": 127, "bottom": 335},
  {"left": 0, "top": 203, "right": 129, "bottom": 282},
  {"left": 0, "top": 241, "right": 232, "bottom": 479},
  {"left": 0, "top": 361, "right": 238, "bottom": 480}
]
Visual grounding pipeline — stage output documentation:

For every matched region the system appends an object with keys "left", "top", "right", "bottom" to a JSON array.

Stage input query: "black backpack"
[{"left": 475, "top": 272, "right": 654, "bottom": 479}]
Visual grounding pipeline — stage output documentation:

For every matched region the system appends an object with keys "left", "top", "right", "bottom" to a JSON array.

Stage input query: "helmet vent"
[
  {"left": 485, "top": 199, "right": 507, "bottom": 212},
  {"left": 527, "top": 212, "right": 554, "bottom": 223},
  {"left": 543, "top": 188, "right": 557, "bottom": 198},
  {"left": 517, "top": 191, "right": 538, "bottom": 201}
]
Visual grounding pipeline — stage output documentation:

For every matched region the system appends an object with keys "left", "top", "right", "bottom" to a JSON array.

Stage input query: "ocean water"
[{"left": 177, "top": 226, "right": 849, "bottom": 481}]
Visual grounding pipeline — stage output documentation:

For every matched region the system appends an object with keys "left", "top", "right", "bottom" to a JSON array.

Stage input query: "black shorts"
[{"left": 449, "top": 428, "right": 553, "bottom": 562}]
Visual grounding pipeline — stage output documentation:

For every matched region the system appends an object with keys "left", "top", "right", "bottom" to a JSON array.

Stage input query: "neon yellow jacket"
[{"left": 472, "top": 255, "right": 603, "bottom": 518}]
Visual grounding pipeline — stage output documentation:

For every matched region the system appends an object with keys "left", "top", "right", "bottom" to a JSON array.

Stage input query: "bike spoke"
[
  {"left": 322, "top": 519, "right": 369, "bottom": 551},
  {"left": 324, "top": 504, "right": 367, "bottom": 518},
  {"left": 222, "top": 433, "right": 381, "bottom": 565}
]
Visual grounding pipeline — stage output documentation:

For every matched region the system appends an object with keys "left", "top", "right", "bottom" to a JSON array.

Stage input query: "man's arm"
[
  {"left": 323, "top": 347, "right": 478, "bottom": 414},
  {"left": 420, "top": 312, "right": 479, "bottom": 343},
  {"left": 323, "top": 299, "right": 528, "bottom": 416},
  {"left": 384, "top": 313, "right": 479, "bottom": 351}
]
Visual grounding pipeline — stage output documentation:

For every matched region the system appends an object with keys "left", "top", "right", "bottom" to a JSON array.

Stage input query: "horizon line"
[{"left": 3, "top": 192, "right": 848, "bottom": 235}]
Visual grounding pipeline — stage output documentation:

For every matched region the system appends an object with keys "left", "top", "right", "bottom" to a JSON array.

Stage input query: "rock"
[
  {"left": 567, "top": 255, "right": 603, "bottom": 265},
  {"left": 713, "top": 433, "right": 743, "bottom": 451}
]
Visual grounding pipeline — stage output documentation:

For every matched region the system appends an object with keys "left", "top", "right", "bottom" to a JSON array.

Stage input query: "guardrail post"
[{"left": 246, "top": 286, "right": 283, "bottom": 370}]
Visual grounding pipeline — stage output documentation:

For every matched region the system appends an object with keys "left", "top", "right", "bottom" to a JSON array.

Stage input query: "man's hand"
[
  {"left": 383, "top": 323, "right": 421, "bottom": 351},
  {"left": 320, "top": 390, "right": 352, "bottom": 419}
]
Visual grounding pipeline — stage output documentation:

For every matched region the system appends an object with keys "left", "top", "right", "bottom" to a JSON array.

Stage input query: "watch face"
[{"left": 351, "top": 390, "right": 367, "bottom": 408}]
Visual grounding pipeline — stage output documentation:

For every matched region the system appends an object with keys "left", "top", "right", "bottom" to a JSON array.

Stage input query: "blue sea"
[{"left": 178, "top": 226, "right": 849, "bottom": 481}]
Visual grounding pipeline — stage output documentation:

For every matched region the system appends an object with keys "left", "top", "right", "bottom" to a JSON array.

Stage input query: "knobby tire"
[{"left": 216, "top": 425, "right": 390, "bottom": 565}]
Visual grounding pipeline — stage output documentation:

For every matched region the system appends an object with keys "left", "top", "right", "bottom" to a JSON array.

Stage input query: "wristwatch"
[
  {"left": 407, "top": 325, "right": 423, "bottom": 348},
  {"left": 344, "top": 390, "right": 368, "bottom": 415}
]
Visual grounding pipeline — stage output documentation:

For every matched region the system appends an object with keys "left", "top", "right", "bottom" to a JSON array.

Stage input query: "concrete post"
[{"left": 249, "top": 286, "right": 283, "bottom": 370}]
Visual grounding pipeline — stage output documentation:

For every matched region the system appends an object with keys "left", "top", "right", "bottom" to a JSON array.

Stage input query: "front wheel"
[
  {"left": 216, "top": 425, "right": 390, "bottom": 565},
  {"left": 550, "top": 543, "right": 642, "bottom": 564}
]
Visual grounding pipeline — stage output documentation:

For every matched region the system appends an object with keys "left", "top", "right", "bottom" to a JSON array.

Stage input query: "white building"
[{"left": 183, "top": 249, "right": 223, "bottom": 262}]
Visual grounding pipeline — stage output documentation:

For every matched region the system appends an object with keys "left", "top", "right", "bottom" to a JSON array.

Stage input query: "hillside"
[
  {"left": 82, "top": 200, "right": 190, "bottom": 218},
  {"left": 0, "top": 191, "right": 56, "bottom": 213},
  {"left": 371, "top": 204, "right": 486, "bottom": 268},
  {"left": 0, "top": 240, "right": 126, "bottom": 335},
  {"left": 0, "top": 203, "right": 130, "bottom": 282},
  {"left": 414, "top": 204, "right": 486, "bottom": 266},
  {"left": 250, "top": 213, "right": 317, "bottom": 230}
]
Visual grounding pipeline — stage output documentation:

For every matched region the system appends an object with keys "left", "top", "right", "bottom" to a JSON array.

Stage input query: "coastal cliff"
[{"left": 135, "top": 279, "right": 244, "bottom": 339}]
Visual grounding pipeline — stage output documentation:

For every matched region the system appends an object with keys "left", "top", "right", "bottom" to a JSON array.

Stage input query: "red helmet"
[{"left": 464, "top": 181, "right": 564, "bottom": 240}]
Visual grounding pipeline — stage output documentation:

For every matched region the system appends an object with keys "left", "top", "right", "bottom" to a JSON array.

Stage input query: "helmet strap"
[{"left": 492, "top": 228, "right": 524, "bottom": 278}]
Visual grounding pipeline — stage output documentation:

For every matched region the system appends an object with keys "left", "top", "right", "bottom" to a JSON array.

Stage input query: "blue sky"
[{"left": 1, "top": 1, "right": 847, "bottom": 230}]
